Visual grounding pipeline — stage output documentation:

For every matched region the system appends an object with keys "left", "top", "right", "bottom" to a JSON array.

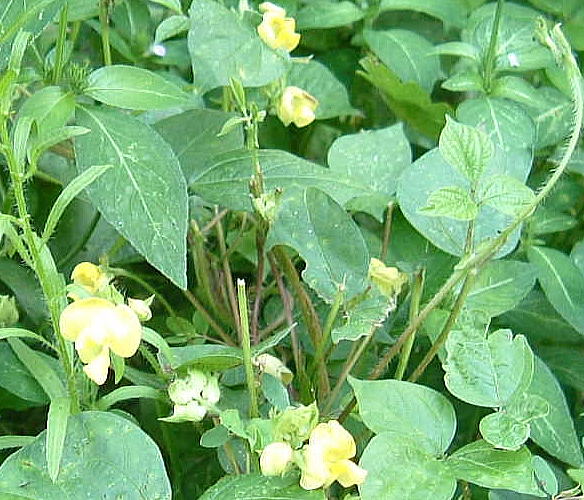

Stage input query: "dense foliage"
[{"left": 1, "top": 0, "right": 584, "bottom": 498}]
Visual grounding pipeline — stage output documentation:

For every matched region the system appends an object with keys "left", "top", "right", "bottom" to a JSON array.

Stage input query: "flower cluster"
[
  {"left": 256, "top": 2, "right": 319, "bottom": 128},
  {"left": 162, "top": 368, "right": 221, "bottom": 423},
  {"left": 59, "top": 262, "right": 150, "bottom": 385},
  {"left": 259, "top": 415, "right": 367, "bottom": 491}
]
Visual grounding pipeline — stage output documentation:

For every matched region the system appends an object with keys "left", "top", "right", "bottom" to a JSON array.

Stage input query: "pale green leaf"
[
  {"left": 154, "top": 15, "right": 189, "bottom": 43},
  {"left": 85, "top": 65, "right": 190, "bottom": 110},
  {"left": 75, "top": 106, "right": 188, "bottom": 289},
  {"left": 480, "top": 175, "right": 535, "bottom": 217},
  {"left": 479, "top": 412, "right": 530, "bottom": 451},
  {"left": 420, "top": 185, "right": 478, "bottom": 221},
  {"left": 0, "top": 436, "right": 36, "bottom": 451},
  {"left": 96, "top": 386, "right": 164, "bottom": 411},
  {"left": 46, "top": 397, "right": 69, "bottom": 482}
]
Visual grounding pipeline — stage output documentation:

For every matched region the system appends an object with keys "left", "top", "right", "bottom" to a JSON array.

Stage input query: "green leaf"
[
  {"left": 332, "top": 287, "right": 392, "bottom": 343},
  {"left": 364, "top": 29, "right": 441, "bottom": 93},
  {"left": 480, "top": 175, "right": 535, "bottom": 217},
  {"left": 465, "top": 261, "right": 536, "bottom": 317},
  {"left": 527, "top": 247, "right": 584, "bottom": 335},
  {"left": 187, "top": 0, "right": 287, "bottom": 93},
  {"left": 463, "top": 3, "right": 553, "bottom": 73},
  {"left": 261, "top": 373, "right": 290, "bottom": 411},
  {"left": 379, "top": 0, "right": 467, "bottom": 28},
  {"left": 149, "top": 0, "right": 182, "bottom": 13},
  {"left": 327, "top": 123, "right": 411, "bottom": 199},
  {"left": 142, "top": 327, "right": 175, "bottom": 367},
  {"left": 42, "top": 165, "right": 112, "bottom": 242},
  {"left": 46, "top": 397, "right": 69, "bottom": 482},
  {"left": 287, "top": 60, "right": 355, "bottom": 119},
  {"left": 439, "top": 116, "right": 494, "bottom": 184},
  {"left": 17, "top": 86, "right": 75, "bottom": 137},
  {"left": 75, "top": 106, "right": 188, "bottom": 289},
  {"left": 530, "top": 206, "right": 577, "bottom": 236},
  {"left": 350, "top": 378, "right": 456, "bottom": 455},
  {"left": 7, "top": 339, "right": 66, "bottom": 401},
  {"left": 397, "top": 149, "right": 521, "bottom": 258},
  {"left": 447, "top": 441, "right": 543, "bottom": 495},
  {"left": 506, "top": 394, "right": 550, "bottom": 424},
  {"left": 154, "top": 109, "right": 244, "bottom": 183},
  {"left": 420, "top": 185, "right": 478, "bottom": 221},
  {"left": 154, "top": 15, "right": 189, "bottom": 43},
  {"left": 0, "top": 412, "right": 171, "bottom": 499},
  {"left": 538, "top": 346, "right": 584, "bottom": 392},
  {"left": 432, "top": 42, "right": 480, "bottom": 62},
  {"left": 199, "top": 473, "right": 325, "bottom": 500},
  {"left": 359, "top": 56, "right": 451, "bottom": 140},
  {"left": 0, "top": 328, "right": 52, "bottom": 349},
  {"left": 169, "top": 344, "right": 243, "bottom": 371},
  {"left": 200, "top": 425, "right": 229, "bottom": 448},
  {"left": 525, "top": 357, "right": 583, "bottom": 466},
  {"left": 0, "top": 0, "right": 65, "bottom": 70},
  {"left": 359, "top": 433, "right": 456, "bottom": 500},
  {"left": 444, "top": 329, "right": 533, "bottom": 408},
  {"left": 0, "top": 436, "right": 36, "bottom": 451},
  {"left": 96, "top": 386, "right": 164, "bottom": 411},
  {"left": 0, "top": 343, "right": 49, "bottom": 405},
  {"left": 526, "top": 0, "right": 580, "bottom": 17},
  {"left": 85, "top": 65, "right": 190, "bottom": 110},
  {"left": 479, "top": 412, "right": 530, "bottom": 451},
  {"left": 296, "top": 1, "right": 364, "bottom": 29}
]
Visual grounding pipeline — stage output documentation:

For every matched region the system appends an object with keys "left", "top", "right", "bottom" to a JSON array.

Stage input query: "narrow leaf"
[
  {"left": 46, "top": 397, "right": 69, "bottom": 482},
  {"left": 96, "top": 386, "right": 164, "bottom": 411},
  {"left": 0, "top": 436, "right": 36, "bottom": 450}
]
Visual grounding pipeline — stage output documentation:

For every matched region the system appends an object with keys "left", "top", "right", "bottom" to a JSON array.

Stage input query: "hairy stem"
[{"left": 237, "top": 280, "right": 259, "bottom": 418}]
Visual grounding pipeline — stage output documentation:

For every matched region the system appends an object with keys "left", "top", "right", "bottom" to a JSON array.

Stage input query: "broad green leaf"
[
  {"left": 0, "top": 0, "right": 65, "bottom": 69},
  {"left": 444, "top": 329, "right": 533, "bottom": 408},
  {"left": 506, "top": 394, "right": 550, "bottom": 424},
  {"left": 466, "top": 261, "right": 536, "bottom": 317},
  {"left": 287, "top": 60, "right": 355, "bottom": 119},
  {"left": 531, "top": 206, "right": 577, "bottom": 235},
  {"left": 261, "top": 373, "right": 290, "bottom": 411},
  {"left": 480, "top": 175, "right": 535, "bottom": 217},
  {"left": 46, "top": 397, "right": 69, "bottom": 482},
  {"left": 359, "top": 56, "right": 451, "bottom": 140},
  {"left": 327, "top": 123, "right": 411, "bottom": 200},
  {"left": 199, "top": 473, "right": 325, "bottom": 500},
  {"left": 528, "top": 247, "right": 584, "bottom": 335},
  {"left": 169, "top": 344, "right": 243, "bottom": 371},
  {"left": 42, "top": 165, "right": 112, "bottom": 242},
  {"left": 332, "top": 287, "right": 392, "bottom": 343},
  {"left": 447, "top": 441, "right": 543, "bottom": 495},
  {"left": 359, "top": 433, "right": 456, "bottom": 500},
  {"left": 419, "top": 185, "right": 478, "bottom": 221},
  {"left": 364, "top": 29, "right": 441, "bottom": 93},
  {"left": 154, "top": 15, "right": 189, "bottom": 43},
  {"left": 0, "top": 343, "right": 49, "bottom": 405},
  {"left": 296, "top": 1, "right": 364, "bottom": 29},
  {"left": 75, "top": 106, "right": 188, "bottom": 289},
  {"left": 18, "top": 86, "right": 75, "bottom": 136},
  {"left": 350, "top": 378, "right": 456, "bottom": 455},
  {"left": 442, "top": 72, "right": 484, "bottom": 93},
  {"left": 463, "top": 3, "right": 553, "bottom": 73},
  {"left": 95, "top": 385, "right": 164, "bottom": 410},
  {"left": 150, "top": 0, "right": 182, "bottom": 13},
  {"left": 7, "top": 339, "right": 66, "bottom": 402},
  {"left": 439, "top": 116, "right": 494, "bottom": 184},
  {"left": 379, "top": 0, "right": 467, "bottom": 28},
  {"left": 85, "top": 65, "right": 190, "bottom": 110},
  {"left": 0, "top": 412, "right": 171, "bottom": 499},
  {"left": 479, "top": 412, "right": 530, "bottom": 451},
  {"left": 188, "top": 0, "right": 287, "bottom": 93},
  {"left": 525, "top": 357, "right": 583, "bottom": 466},
  {"left": 154, "top": 109, "right": 244, "bottom": 183},
  {"left": 456, "top": 98, "right": 535, "bottom": 179},
  {"left": 397, "top": 149, "right": 521, "bottom": 258}
]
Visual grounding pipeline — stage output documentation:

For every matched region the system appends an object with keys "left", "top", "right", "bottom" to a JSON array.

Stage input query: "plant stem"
[
  {"left": 482, "top": 0, "right": 504, "bottom": 92},
  {"left": 380, "top": 201, "right": 395, "bottom": 261},
  {"left": 99, "top": 0, "right": 112, "bottom": 66},
  {"left": 51, "top": 3, "right": 68, "bottom": 84},
  {"left": 182, "top": 289, "right": 235, "bottom": 346},
  {"left": 408, "top": 270, "right": 476, "bottom": 383},
  {"left": 394, "top": 268, "right": 424, "bottom": 381},
  {"left": 237, "top": 280, "right": 259, "bottom": 418}
]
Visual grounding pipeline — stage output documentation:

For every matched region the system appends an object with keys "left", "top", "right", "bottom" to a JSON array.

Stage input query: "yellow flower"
[
  {"left": 260, "top": 441, "right": 294, "bottom": 476},
  {"left": 71, "top": 262, "right": 110, "bottom": 294},
  {"left": 254, "top": 353, "right": 294, "bottom": 385},
  {"left": 300, "top": 420, "right": 367, "bottom": 490},
  {"left": 59, "top": 297, "right": 142, "bottom": 384},
  {"left": 368, "top": 258, "right": 407, "bottom": 299},
  {"left": 257, "top": 2, "right": 300, "bottom": 52},
  {"left": 277, "top": 86, "right": 318, "bottom": 128}
]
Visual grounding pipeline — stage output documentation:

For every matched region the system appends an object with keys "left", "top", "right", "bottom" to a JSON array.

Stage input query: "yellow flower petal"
[
  {"left": 106, "top": 304, "right": 142, "bottom": 358},
  {"left": 75, "top": 324, "right": 108, "bottom": 363},
  {"left": 83, "top": 347, "right": 110, "bottom": 385},
  {"left": 277, "top": 86, "right": 318, "bottom": 128},
  {"left": 257, "top": 6, "right": 300, "bottom": 52},
  {"left": 259, "top": 2, "right": 286, "bottom": 16},
  {"left": 309, "top": 420, "right": 356, "bottom": 461},
  {"left": 71, "top": 262, "right": 108, "bottom": 293},
  {"left": 368, "top": 258, "right": 407, "bottom": 299},
  {"left": 59, "top": 297, "right": 115, "bottom": 341},
  {"left": 260, "top": 442, "right": 293, "bottom": 476},
  {"left": 331, "top": 459, "right": 368, "bottom": 488}
]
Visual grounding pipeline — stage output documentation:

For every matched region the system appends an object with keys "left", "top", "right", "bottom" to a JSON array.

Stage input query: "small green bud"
[{"left": 274, "top": 403, "right": 319, "bottom": 448}]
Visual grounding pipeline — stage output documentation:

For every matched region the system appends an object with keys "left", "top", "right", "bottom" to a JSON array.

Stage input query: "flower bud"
[
  {"left": 274, "top": 403, "right": 319, "bottom": 448},
  {"left": 161, "top": 401, "right": 208, "bottom": 423},
  {"left": 254, "top": 353, "right": 293, "bottom": 385},
  {"left": 71, "top": 262, "right": 110, "bottom": 294},
  {"left": 202, "top": 374, "right": 221, "bottom": 405},
  {"left": 368, "top": 258, "right": 407, "bottom": 299},
  {"left": 127, "top": 296, "right": 153, "bottom": 322},
  {"left": 0, "top": 296, "right": 19, "bottom": 328},
  {"left": 168, "top": 369, "right": 207, "bottom": 405},
  {"left": 260, "top": 441, "right": 294, "bottom": 476},
  {"left": 277, "top": 86, "right": 318, "bottom": 128}
]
